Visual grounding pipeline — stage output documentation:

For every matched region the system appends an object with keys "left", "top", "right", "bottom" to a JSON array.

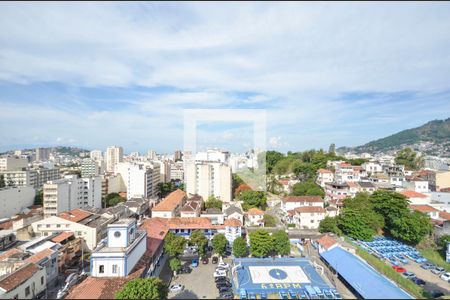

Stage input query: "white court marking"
[{"left": 248, "top": 266, "right": 311, "bottom": 284}]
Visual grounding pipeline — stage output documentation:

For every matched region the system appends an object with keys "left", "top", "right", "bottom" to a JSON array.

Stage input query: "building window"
[
  {"left": 25, "top": 286, "right": 30, "bottom": 296},
  {"left": 41, "top": 276, "right": 44, "bottom": 285},
  {"left": 99, "top": 265, "right": 105, "bottom": 273},
  {"left": 13, "top": 295, "right": 18, "bottom": 299},
  {"left": 57, "top": 224, "right": 61, "bottom": 228},
  {"left": 46, "top": 224, "right": 50, "bottom": 228},
  {"left": 112, "top": 264, "right": 118, "bottom": 274}
]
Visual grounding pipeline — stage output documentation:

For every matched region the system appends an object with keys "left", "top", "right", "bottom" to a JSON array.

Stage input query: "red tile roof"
[
  {"left": 25, "top": 249, "right": 54, "bottom": 264},
  {"left": 51, "top": 231, "right": 74, "bottom": 243},
  {"left": 401, "top": 191, "right": 428, "bottom": 198},
  {"left": 279, "top": 179, "right": 289, "bottom": 185},
  {"left": 283, "top": 196, "right": 324, "bottom": 203},
  {"left": 59, "top": 209, "right": 92, "bottom": 223},
  {"left": 181, "top": 201, "right": 200, "bottom": 212},
  {"left": 410, "top": 205, "right": 438, "bottom": 213},
  {"left": 224, "top": 218, "right": 242, "bottom": 227},
  {"left": 152, "top": 189, "right": 186, "bottom": 212},
  {"left": 439, "top": 211, "right": 450, "bottom": 221},
  {"left": 0, "top": 248, "right": 23, "bottom": 261},
  {"left": 294, "top": 206, "right": 326, "bottom": 213},
  {"left": 317, "top": 235, "right": 337, "bottom": 250},
  {"left": 139, "top": 218, "right": 169, "bottom": 258},
  {"left": 167, "top": 217, "right": 216, "bottom": 229},
  {"left": 317, "top": 169, "right": 332, "bottom": 174},
  {"left": 0, "top": 263, "right": 40, "bottom": 292},
  {"left": 347, "top": 182, "right": 359, "bottom": 188},
  {"left": 247, "top": 208, "right": 264, "bottom": 215}
]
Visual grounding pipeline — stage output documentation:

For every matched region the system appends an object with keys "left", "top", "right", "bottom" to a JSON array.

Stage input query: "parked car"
[
  {"left": 218, "top": 262, "right": 230, "bottom": 268},
  {"left": 202, "top": 256, "right": 209, "bottom": 264},
  {"left": 421, "top": 263, "right": 435, "bottom": 270},
  {"left": 217, "top": 282, "right": 232, "bottom": 288},
  {"left": 169, "top": 284, "right": 184, "bottom": 293},
  {"left": 215, "top": 277, "right": 230, "bottom": 283},
  {"left": 440, "top": 272, "right": 450, "bottom": 282},
  {"left": 430, "top": 291, "right": 445, "bottom": 298},
  {"left": 402, "top": 271, "right": 416, "bottom": 279},
  {"left": 431, "top": 267, "right": 445, "bottom": 275},
  {"left": 212, "top": 256, "right": 219, "bottom": 264},
  {"left": 392, "top": 266, "right": 406, "bottom": 273},
  {"left": 411, "top": 277, "right": 426, "bottom": 286},
  {"left": 180, "top": 266, "right": 192, "bottom": 274},
  {"left": 220, "top": 292, "right": 234, "bottom": 299},
  {"left": 214, "top": 270, "right": 227, "bottom": 278},
  {"left": 218, "top": 286, "right": 232, "bottom": 293}
]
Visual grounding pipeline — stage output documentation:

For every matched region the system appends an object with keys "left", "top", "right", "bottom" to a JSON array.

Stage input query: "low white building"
[
  {"left": 0, "top": 263, "right": 46, "bottom": 299},
  {"left": 200, "top": 208, "right": 224, "bottom": 225},
  {"left": 361, "top": 162, "right": 382, "bottom": 174},
  {"left": 400, "top": 191, "right": 431, "bottom": 205},
  {"left": 282, "top": 196, "right": 324, "bottom": 212},
  {"left": 0, "top": 156, "right": 28, "bottom": 172},
  {"left": 403, "top": 180, "right": 429, "bottom": 194},
  {"left": 0, "top": 186, "right": 35, "bottom": 219},
  {"left": 224, "top": 218, "right": 242, "bottom": 245},
  {"left": 316, "top": 169, "right": 334, "bottom": 188},
  {"left": 246, "top": 208, "right": 265, "bottom": 226},
  {"left": 91, "top": 219, "right": 146, "bottom": 277},
  {"left": 287, "top": 206, "right": 326, "bottom": 230}
]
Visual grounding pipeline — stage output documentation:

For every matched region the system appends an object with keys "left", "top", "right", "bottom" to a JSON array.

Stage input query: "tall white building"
[
  {"left": 106, "top": 146, "right": 123, "bottom": 172},
  {"left": 35, "top": 148, "right": 51, "bottom": 162},
  {"left": 0, "top": 156, "right": 28, "bottom": 171},
  {"left": 0, "top": 168, "right": 60, "bottom": 189},
  {"left": 170, "top": 161, "right": 184, "bottom": 181},
  {"left": 81, "top": 159, "right": 101, "bottom": 177},
  {"left": 185, "top": 161, "right": 232, "bottom": 202},
  {"left": 115, "top": 162, "right": 155, "bottom": 200},
  {"left": 195, "top": 149, "right": 229, "bottom": 164},
  {"left": 90, "top": 150, "right": 103, "bottom": 161},
  {"left": 147, "top": 150, "right": 157, "bottom": 160},
  {"left": 43, "top": 175, "right": 102, "bottom": 218}
]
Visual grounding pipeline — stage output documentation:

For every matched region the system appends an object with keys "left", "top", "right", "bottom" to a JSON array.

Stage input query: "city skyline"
[{"left": 1, "top": 3, "right": 450, "bottom": 153}]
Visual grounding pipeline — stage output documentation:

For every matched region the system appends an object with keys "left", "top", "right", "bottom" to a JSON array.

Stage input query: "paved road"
[
  {"left": 403, "top": 261, "right": 450, "bottom": 295},
  {"left": 168, "top": 260, "right": 220, "bottom": 299}
]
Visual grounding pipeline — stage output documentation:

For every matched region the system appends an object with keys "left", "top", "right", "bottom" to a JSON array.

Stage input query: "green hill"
[{"left": 339, "top": 118, "right": 450, "bottom": 154}]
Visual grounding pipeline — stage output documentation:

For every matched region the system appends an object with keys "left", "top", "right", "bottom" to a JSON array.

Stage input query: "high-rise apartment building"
[
  {"left": 115, "top": 162, "right": 154, "bottom": 200},
  {"left": 147, "top": 149, "right": 157, "bottom": 160},
  {"left": 36, "top": 148, "right": 51, "bottom": 161},
  {"left": 0, "top": 167, "right": 60, "bottom": 189},
  {"left": 106, "top": 146, "right": 123, "bottom": 172},
  {"left": 174, "top": 150, "right": 183, "bottom": 162},
  {"left": 43, "top": 175, "right": 102, "bottom": 218},
  {"left": 90, "top": 150, "right": 103, "bottom": 161},
  {"left": 81, "top": 159, "right": 101, "bottom": 177},
  {"left": 185, "top": 161, "right": 232, "bottom": 202}
]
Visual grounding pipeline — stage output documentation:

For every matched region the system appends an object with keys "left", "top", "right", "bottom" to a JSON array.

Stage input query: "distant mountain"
[{"left": 339, "top": 118, "right": 450, "bottom": 156}]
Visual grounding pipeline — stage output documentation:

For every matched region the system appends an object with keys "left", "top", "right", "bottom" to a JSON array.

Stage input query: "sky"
[{"left": 1, "top": 2, "right": 450, "bottom": 154}]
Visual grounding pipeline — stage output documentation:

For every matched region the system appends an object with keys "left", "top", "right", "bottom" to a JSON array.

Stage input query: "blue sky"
[{"left": 1, "top": 2, "right": 450, "bottom": 154}]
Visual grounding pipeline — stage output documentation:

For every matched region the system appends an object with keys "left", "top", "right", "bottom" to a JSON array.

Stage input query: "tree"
[
  {"left": 337, "top": 208, "right": 375, "bottom": 241},
  {"left": 157, "top": 181, "right": 176, "bottom": 198},
  {"left": 261, "top": 151, "right": 285, "bottom": 173},
  {"left": 266, "top": 175, "right": 282, "bottom": 194},
  {"left": 212, "top": 233, "right": 227, "bottom": 257},
  {"left": 0, "top": 174, "right": 5, "bottom": 188},
  {"left": 291, "top": 181, "right": 325, "bottom": 197},
  {"left": 439, "top": 235, "right": 450, "bottom": 248},
  {"left": 164, "top": 232, "right": 186, "bottom": 258},
  {"left": 169, "top": 257, "right": 182, "bottom": 274},
  {"left": 319, "top": 216, "right": 342, "bottom": 235},
  {"left": 249, "top": 229, "right": 274, "bottom": 257},
  {"left": 273, "top": 157, "right": 294, "bottom": 175},
  {"left": 390, "top": 211, "right": 432, "bottom": 244},
  {"left": 235, "top": 184, "right": 252, "bottom": 197},
  {"left": 205, "top": 195, "right": 223, "bottom": 210},
  {"left": 190, "top": 230, "right": 208, "bottom": 257},
  {"left": 34, "top": 189, "right": 43, "bottom": 206},
  {"left": 395, "top": 147, "right": 424, "bottom": 170},
  {"left": 291, "top": 162, "right": 316, "bottom": 181},
  {"left": 240, "top": 190, "right": 267, "bottom": 211},
  {"left": 103, "top": 192, "right": 125, "bottom": 208},
  {"left": 232, "top": 174, "right": 245, "bottom": 195},
  {"left": 115, "top": 278, "right": 168, "bottom": 300},
  {"left": 272, "top": 230, "right": 290, "bottom": 256},
  {"left": 263, "top": 214, "right": 277, "bottom": 227},
  {"left": 370, "top": 190, "right": 410, "bottom": 230},
  {"left": 232, "top": 237, "right": 248, "bottom": 258}
]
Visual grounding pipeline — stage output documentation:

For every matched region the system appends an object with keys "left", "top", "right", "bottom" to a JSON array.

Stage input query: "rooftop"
[
  {"left": 51, "top": 231, "right": 74, "bottom": 244},
  {"left": 59, "top": 209, "right": 92, "bottom": 223},
  {"left": 283, "top": 196, "right": 324, "bottom": 203},
  {"left": 294, "top": 206, "right": 326, "bottom": 213},
  {"left": 410, "top": 205, "right": 439, "bottom": 213},
  {"left": 152, "top": 189, "right": 186, "bottom": 212},
  {"left": 0, "top": 263, "right": 40, "bottom": 292},
  {"left": 400, "top": 190, "right": 428, "bottom": 198},
  {"left": 247, "top": 208, "right": 264, "bottom": 215},
  {"left": 224, "top": 217, "right": 242, "bottom": 227},
  {"left": 317, "top": 234, "right": 338, "bottom": 250}
]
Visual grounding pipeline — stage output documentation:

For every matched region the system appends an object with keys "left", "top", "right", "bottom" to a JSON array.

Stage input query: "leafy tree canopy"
[
  {"left": 232, "top": 237, "right": 248, "bottom": 258},
  {"left": 205, "top": 195, "right": 223, "bottom": 210},
  {"left": 169, "top": 257, "right": 182, "bottom": 272},
  {"left": 115, "top": 278, "right": 168, "bottom": 300},
  {"left": 319, "top": 216, "right": 342, "bottom": 235},
  {"left": 272, "top": 230, "right": 290, "bottom": 256},
  {"left": 190, "top": 229, "right": 208, "bottom": 256},
  {"left": 249, "top": 229, "right": 274, "bottom": 258},
  {"left": 291, "top": 181, "right": 325, "bottom": 197},
  {"left": 395, "top": 147, "right": 424, "bottom": 170},
  {"left": 103, "top": 192, "right": 125, "bottom": 208},
  {"left": 239, "top": 190, "right": 267, "bottom": 211},
  {"left": 164, "top": 232, "right": 186, "bottom": 257},
  {"left": 212, "top": 233, "right": 227, "bottom": 257},
  {"left": 263, "top": 214, "right": 277, "bottom": 227}
]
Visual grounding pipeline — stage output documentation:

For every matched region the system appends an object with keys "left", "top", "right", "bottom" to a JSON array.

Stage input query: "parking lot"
[
  {"left": 403, "top": 261, "right": 450, "bottom": 294},
  {"left": 168, "top": 259, "right": 221, "bottom": 299}
]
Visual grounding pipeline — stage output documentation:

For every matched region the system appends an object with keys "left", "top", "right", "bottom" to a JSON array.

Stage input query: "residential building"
[
  {"left": 0, "top": 186, "right": 35, "bottom": 219},
  {"left": 361, "top": 162, "right": 383, "bottom": 174},
  {"left": 403, "top": 179, "right": 429, "bottom": 193},
  {"left": 0, "top": 156, "right": 28, "bottom": 171},
  {"left": 115, "top": 162, "right": 155, "bottom": 200},
  {"left": 0, "top": 170, "right": 37, "bottom": 188},
  {"left": 81, "top": 159, "right": 101, "bottom": 177},
  {"left": 180, "top": 201, "right": 202, "bottom": 218},
  {"left": 287, "top": 206, "right": 326, "bottom": 229},
  {"left": 50, "top": 232, "right": 82, "bottom": 272},
  {"left": 334, "top": 163, "right": 360, "bottom": 184},
  {"left": 0, "top": 231, "right": 16, "bottom": 251},
  {"left": 12, "top": 206, "right": 43, "bottom": 241},
  {"left": 147, "top": 150, "right": 156, "bottom": 160},
  {"left": 223, "top": 205, "right": 244, "bottom": 224},
  {"left": 224, "top": 218, "right": 242, "bottom": 245},
  {"left": 101, "top": 174, "right": 122, "bottom": 198},
  {"left": 43, "top": 175, "right": 102, "bottom": 218},
  {"left": 31, "top": 208, "right": 113, "bottom": 250},
  {"left": 151, "top": 189, "right": 186, "bottom": 218},
  {"left": 106, "top": 146, "right": 123, "bottom": 173},
  {"left": 410, "top": 205, "right": 440, "bottom": 220},
  {"left": 139, "top": 218, "right": 169, "bottom": 278},
  {"left": 35, "top": 148, "right": 51, "bottom": 162},
  {"left": 281, "top": 196, "right": 324, "bottom": 212},
  {"left": 357, "top": 181, "right": 377, "bottom": 194},
  {"left": 34, "top": 168, "right": 61, "bottom": 190},
  {"left": 174, "top": 150, "right": 182, "bottom": 162},
  {"left": 400, "top": 190, "right": 431, "bottom": 205},
  {"left": 324, "top": 182, "right": 350, "bottom": 202},
  {"left": 0, "top": 263, "right": 46, "bottom": 299},
  {"left": 200, "top": 208, "right": 224, "bottom": 225},
  {"left": 90, "top": 150, "right": 103, "bottom": 161},
  {"left": 316, "top": 169, "right": 334, "bottom": 187},
  {"left": 246, "top": 208, "right": 265, "bottom": 226},
  {"left": 185, "top": 161, "right": 232, "bottom": 202},
  {"left": 195, "top": 149, "right": 230, "bottom": 164},
  {"left": 169, "top": 161, "right": 184, "bottom": 181},
  {"left": 91, "top": 219, "right": 147, "bottom": 277},
  {"left": 316, "top": 234, "right": 338, "bottom": 254}
]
